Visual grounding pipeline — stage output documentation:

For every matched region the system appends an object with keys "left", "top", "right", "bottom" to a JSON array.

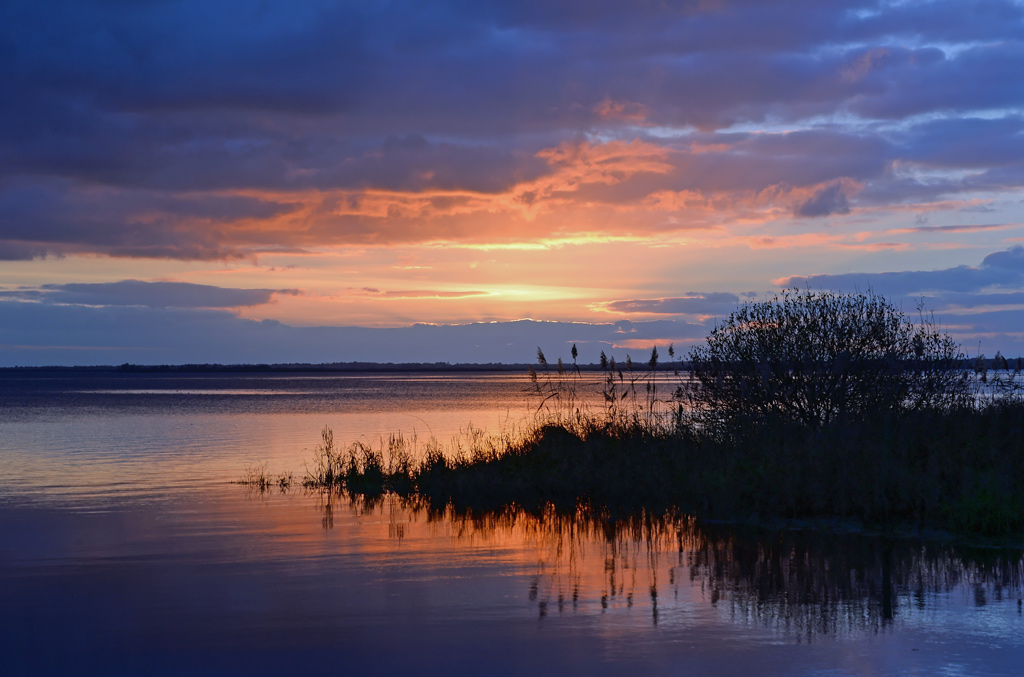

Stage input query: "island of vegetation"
[{"left": 248, "top": 289, "right": 1024, "bottom": 539}]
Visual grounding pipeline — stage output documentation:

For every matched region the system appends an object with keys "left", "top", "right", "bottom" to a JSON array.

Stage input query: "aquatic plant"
[
  {"left": 236, "top": 462, "right": 292, "bottom": 492},
  {"left": 302, "top": 426, "right": 418, "bottom": 495},
  {"left": 282, "top": 394, "right": 1024, "bottom": 537}
]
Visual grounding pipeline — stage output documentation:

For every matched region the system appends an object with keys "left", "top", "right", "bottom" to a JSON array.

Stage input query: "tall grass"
[
  {"left": 302, "top": 425, "right": 415, "bottom": 495},
  {"left": 236, "top": 462, "right": 293, "bottom": 492},
  {"left": 253, "top": 345, "right": 1024, "bottom": 538}
]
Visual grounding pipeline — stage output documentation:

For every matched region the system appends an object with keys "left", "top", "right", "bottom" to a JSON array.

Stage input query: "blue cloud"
[
  {"left": 777, "top": 246, "right": 1024, "bottom": 355},
  {"left": 602, "top": 293, "right": 740, "bottom": 315},
  {"left": 0, "top": 280, "right": 301, "bottom": 309},
  {"left": 780, "top": 246, "right": 1024, "bottom": 295},
  {"left": 795, "top": 183, "right": 851, "bottom": 218},
  {"left": 0, "top": 302, "right": 707, "bottom": 366}
]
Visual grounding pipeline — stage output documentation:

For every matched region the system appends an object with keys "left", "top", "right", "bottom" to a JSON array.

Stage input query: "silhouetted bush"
[{"left": 686, "top": 288, "right": 970, "bottom": 437}]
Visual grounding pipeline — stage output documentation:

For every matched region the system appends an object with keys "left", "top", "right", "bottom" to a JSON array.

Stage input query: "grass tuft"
[{"left": 236, "top": 462, "right": 293, "bottom": 492}]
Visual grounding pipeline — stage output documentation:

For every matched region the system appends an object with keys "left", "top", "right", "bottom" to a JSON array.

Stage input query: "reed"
[
  {"left": 236, "top": 462, "right": 293, "bottom": 492},
  {"left": 302, "top": 426, "right": 419, "bottom": 496},
  {"left": 280, "top": 391, "right": 1024, "bottom": 537},
  {"left": 261, "top": 291, "right": 1024, "bottom": 538}
]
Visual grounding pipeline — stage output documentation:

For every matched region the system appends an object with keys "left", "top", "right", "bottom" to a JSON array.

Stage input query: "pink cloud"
[
  {"left": 355, "top": 288, "right": 491, "bottom": 299},
  {"left": 593, "top": 98, "right": 651, "bottom": 123}
]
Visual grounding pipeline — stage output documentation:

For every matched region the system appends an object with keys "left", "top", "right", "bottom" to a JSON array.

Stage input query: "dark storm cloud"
[
  {"left": 2, "top": 0, "right": 1024, "bottom": 256},
  {"left": 0, "top": 280, "right": 301, "bottom": 309}
]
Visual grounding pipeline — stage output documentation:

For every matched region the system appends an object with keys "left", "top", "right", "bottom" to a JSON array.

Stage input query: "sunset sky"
[{"left": 3, "top": 0, "right": 1024, "bottom": 365}]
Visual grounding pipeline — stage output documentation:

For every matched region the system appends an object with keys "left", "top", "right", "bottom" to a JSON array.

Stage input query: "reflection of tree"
[
  {"left": 316, "top": 494, "right": 1023, "bottom": 639},
  {"left": 694, "top": 531, "right": 1024, "bottom": 639},
  {"left": 689, "top": 531, "right": 903, "bottom": 638}
]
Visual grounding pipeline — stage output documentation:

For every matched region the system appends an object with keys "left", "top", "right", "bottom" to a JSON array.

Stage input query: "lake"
[{"left": 1, "top": 370, "right": 1023, "bottom": 675}]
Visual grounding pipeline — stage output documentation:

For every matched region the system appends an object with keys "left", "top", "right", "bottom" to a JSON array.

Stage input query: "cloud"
[
  {"left": 926, "top": 291, "right": 1024, "bottom": 311},
  {"left": 1, "top": 0, "right": 1023, "bottom": 258},
  {"left": 4, "top": 290, "right": 1023, "bottom": 367},
  {"left": 0, "top": 179, "right": 298, "bottom": 260},
  {"left": 775, "top": 246, "right": 1024, "bottom": 353},
  {"left": 593, "top": 98, "right": 650, "bottom": 123},
  {"left": 5, "top": 2, "right": 1021, "bottom": 137},
  {"left": 887, "top": 224, "right": 1015, "bottom": 236},
  {"left": 600, "top": 292, "right": 740, "bottom": 315},
  {"left": 0, "top": 280, "right": 301, "bottom": 309},
  {"left": 982, "top": 246, "right": 1024, "bottom": 271},
  {"left": 795, "top": 183, "right": 851, "bottom": 218},
  {"left": 0, "top": 302, "right": 707, "bottom": 366},
  {"left": 357, "top": 288, "right": 490, "bottom": 299},
  {"left": 779, "top": 246, "right": 1024, "bottom": 295}
]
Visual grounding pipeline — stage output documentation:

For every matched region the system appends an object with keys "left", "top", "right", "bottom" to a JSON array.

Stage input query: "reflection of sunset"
[
  {"left": 6, "top": 480, "right": 1021, "bottom": 674},
  {"left": 204, "top": 490, "right": 1024, "bottom": 640}
]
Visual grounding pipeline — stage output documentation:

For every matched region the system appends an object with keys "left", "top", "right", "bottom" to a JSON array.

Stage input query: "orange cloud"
[
  {"left": 593, "top": 98, "right": 651, "bottom": 123},
  {"left": 96, "top": 136, "right": 986, "bottom": 261},
  {"left": 355, "top": 288, "right": 491, "bottom": 299},
  {"left": 884, "top": 223, "right": 1019, "bottom": 236}
]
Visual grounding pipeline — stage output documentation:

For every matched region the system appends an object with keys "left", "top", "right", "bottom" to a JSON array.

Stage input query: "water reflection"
[
  {"left": 7, "top": 369, "right": 1024, "bottom": 673},
  {"left": 311, "top": 492, "right": 1024, "bottom": 640}
]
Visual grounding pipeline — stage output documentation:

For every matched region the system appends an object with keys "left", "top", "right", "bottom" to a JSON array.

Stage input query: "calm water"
[{"left": 1, "top": 371, "right": 1023, "bottom": 675}]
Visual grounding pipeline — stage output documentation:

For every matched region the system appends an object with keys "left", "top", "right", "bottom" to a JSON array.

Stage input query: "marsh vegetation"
[
  {"left": 236, "top": 462, "right": 293, "bottom": 491},
  {"left": 254, "top": 290, "right": 1024, "bottom": 538}
]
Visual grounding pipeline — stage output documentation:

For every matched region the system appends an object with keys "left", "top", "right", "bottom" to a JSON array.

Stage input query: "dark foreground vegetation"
[{"left": 249, "top": 290, "right": 1024, "bottom": 539}]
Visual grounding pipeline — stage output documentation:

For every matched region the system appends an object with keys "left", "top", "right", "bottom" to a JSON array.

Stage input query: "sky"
[{"left": 3, "top": 0, "right": 1024, "bottom": 365}]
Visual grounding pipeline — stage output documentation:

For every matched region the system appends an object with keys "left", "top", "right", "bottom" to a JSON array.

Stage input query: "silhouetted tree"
[{"left": 686, "top": 289, "right": 969, "bottom": 434}]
